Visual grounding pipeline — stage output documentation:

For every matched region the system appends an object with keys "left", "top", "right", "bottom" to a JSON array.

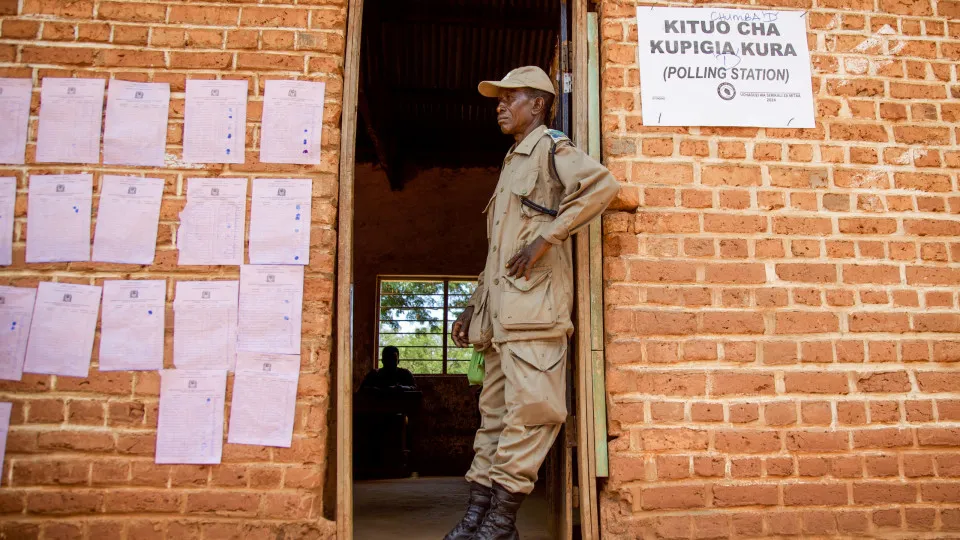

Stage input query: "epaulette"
[{"left": 545, "top": 129, "right": 572, "bottom": 144}]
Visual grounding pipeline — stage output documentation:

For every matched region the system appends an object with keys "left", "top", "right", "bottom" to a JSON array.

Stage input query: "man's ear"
[{"left": 531, "top": 96, "right": 545, "bottom": 116}]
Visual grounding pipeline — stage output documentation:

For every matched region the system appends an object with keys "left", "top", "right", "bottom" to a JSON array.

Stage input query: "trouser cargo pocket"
[{"left": 503, "top": 339, "right": 567, "bottom": 426}]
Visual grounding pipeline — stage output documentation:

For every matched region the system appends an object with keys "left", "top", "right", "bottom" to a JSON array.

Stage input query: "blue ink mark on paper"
[
  {"left": 228, "top": 115, "right": 233, "bottom": 119},
  {"left": 294, "top": 228, "right": 299, "bottom": 233},
  {"left": 227, "top": 134, "right": 232, "bottom": 139},
  {"left": 148, "top": 310, "right": 153, "bottom": 315},
  {"left": 206, "top": 398, "right": 211, "bottom": 403},
  {"left": 226, "top": 148, "right": 231, "bottom": 155},
  {"left": 294, "top": 255, "right": 299, "bottom": 261},
  {"left": 303, "top": 139, "right": 308, "bottom": 144},
  {"left": 12, "top": 322, "right": 16, "bottom": 326},
  {"left": 295, "top": 204, "right": 301, "bottom": 210},
  {"left": 283, "top": 316, "right": 289, "bottom": 321},
  {"left": 284, "top": 299, "right": 289, "bottom": 304},
  {"left": 226, "top": 224, "right": 231, "bottom": 229},
  {"left": 302, "top": 150, "right": 308, "bottom": 154},
  {"left": 295, "top": 214, "right": 300, "bottom": 220},
  {"left": 303, "top": 129, "right": 308, "bottom": 133}
]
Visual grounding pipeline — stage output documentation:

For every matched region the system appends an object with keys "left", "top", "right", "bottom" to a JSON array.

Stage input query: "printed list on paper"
[
  {"left": 0, "top": 177, "right": 16, "bottom": 266},
  {"left": 0, "top": 286, "right": 36, "bottom": 381},
  {"left": 23, "top": 282, "right": 102, "bottom": 378},
  {"left": 249, "top": 178, "right": 312, "bottom": 265},
  {"left": 103, "top": 81, "right": 171, "bottom": 167},
  {"left": 156, "top": 369, "right": 226, "bottom": 465},
  {"left": 35, "top": 78, "right": 105, "bottom": 164},
  {"left": 238, "top": 265, "right": 303, "bottom": 355},
  {"left": 99, "top": 280, "right": 165, "bottom": 372},
  {"left": 26, "top": 174, "right": 93, "bottom": 263},
  {"left": 177, "top": 177, "right": 246, "bottom": 266},
  {"left": 0, "top": 78, "right": 32, "bottom": 165},
  {"left": 92, "top": 176, "right": 164, "bottom": 265},
  {"left": 182, "top": 80, "right": 247, "bottom": 164},
  {"left": 173, "top": 280, "right": 238, "bottom": 371},
  {"left": 227, "top": 351, "right": 300, "bottom": 448},
  {"left": 260, "top": 80, "right": 326, "bottom": 165}
]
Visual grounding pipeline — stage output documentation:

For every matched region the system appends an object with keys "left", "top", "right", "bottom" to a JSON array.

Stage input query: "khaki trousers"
[{"left": 465, "top": 339, "right": 567, "bottom": 495}]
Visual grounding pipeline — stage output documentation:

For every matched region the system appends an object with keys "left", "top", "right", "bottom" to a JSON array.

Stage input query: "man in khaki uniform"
[{"left": 445, "top": 66, "right": 619, "bottom": 540}]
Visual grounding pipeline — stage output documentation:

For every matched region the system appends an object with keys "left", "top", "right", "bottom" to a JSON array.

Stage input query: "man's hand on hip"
[
  {"left": 506, "top": 236, "right": 552, "bottom": 280},
  {"left": 452, "top": 305, "right": 475, "bottom": 348}
]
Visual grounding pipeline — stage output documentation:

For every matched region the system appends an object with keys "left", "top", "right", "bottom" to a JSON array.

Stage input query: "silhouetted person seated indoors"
[{"left": 360, "top": 346, "right": 418, "bottom": 392}]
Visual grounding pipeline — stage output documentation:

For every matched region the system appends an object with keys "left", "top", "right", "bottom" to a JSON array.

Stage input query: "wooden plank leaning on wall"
[{"left": 336, "top": 0, "right": 364, "bottom": 537}]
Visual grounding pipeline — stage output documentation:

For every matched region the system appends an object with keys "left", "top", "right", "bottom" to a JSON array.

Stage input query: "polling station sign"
[{"left": 636, "top": 7, "right": 815, "bottom": 128}]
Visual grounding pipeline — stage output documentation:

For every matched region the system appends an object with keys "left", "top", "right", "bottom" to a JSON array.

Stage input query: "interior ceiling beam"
[
  {"left": 357, "top": 85, "right": 404, "bottom": 191},
  {"left": 379, "top": 16, "right": 555, "bottom": 31}
]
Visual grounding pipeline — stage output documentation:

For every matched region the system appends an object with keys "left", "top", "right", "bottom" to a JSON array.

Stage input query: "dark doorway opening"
[{"left": 350, "top": 0, "right": 560, "bottom": 538}]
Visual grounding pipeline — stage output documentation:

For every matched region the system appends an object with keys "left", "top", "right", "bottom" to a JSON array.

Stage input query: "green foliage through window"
[{"left": 377, "top": 277, "right": 477, "bottom": 375}]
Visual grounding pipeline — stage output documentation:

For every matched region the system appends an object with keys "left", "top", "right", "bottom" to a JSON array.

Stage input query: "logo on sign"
[
  {"left": 263, "top": 363, "right": 272, "bottom": 372},
  {"left": 62, "top": 294, "right": 72, "bottom": 303},
  {"left": 277, "top": 188, "right": 286, "bottom": 197},
  {"left": 188, "top": 380, "right": 197, "bottom": 389},
  {"left": 135, "top": 91, "right": 144, "bottom": 99},
  {"left": 717, "top": 82, "right": 737, "bottom": 101},
  {"left": 201, "top": 291, "right": 211, "bottom": 299},
  {"left": 56, "top": 184, "right": 65, "bottom": 193},
  {"left": 127, "top": 186, "right": 137, "bottom": 195},
  {"left": 67, "top": 87, "right": 76, "bottom": 95},
  {"left": 288, "top": 89, "right": 297, "bottom": 98},
  {"left": 210, "top": 188, "right": 219, "bottom": 196},
  {"left": 210, "top": 89, "right": 219, "bottom": 97},
  {"left": 129, "top": 290, "right": 139, "bottom": 299},
  {"left": 266, "top": 275, "right": 275, "bottom": 283}
]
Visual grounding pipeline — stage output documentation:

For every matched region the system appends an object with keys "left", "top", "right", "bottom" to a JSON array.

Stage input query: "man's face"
[
  {"left": 383, "top": 351, "right": 399, "bottom": 368},
  {"left": 496, "top": 88, "right": 538, "bottom": 135}
]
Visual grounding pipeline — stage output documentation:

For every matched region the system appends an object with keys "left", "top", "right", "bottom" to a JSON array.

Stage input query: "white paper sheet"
[
  {"left": 0, "top": 78, "right": 32, "bottom": 165},
  {"left": 177, "top": 178, "right": 246, "bottom": 266},
  {"left": 227, "top": 351, "right": 300, "bottom": 447},
  {"left": 36, "top": 78, "right": 105, "bottom": 164},
  {"left": 0, "top": 402, "right": 10, "bottom": 485},
  {"left": 0, "top": 286, "right": 37, "bottom": 381},
  {"left": 23, "top": 282, "right": 101, "bottom": 378},
  {"left": 173, "top": 280, "right": 238, "bottom": 370},
  {"left": 260, "top": 80, "right": 326, "bottom": 165},
  {"left": 26, "top": 174, "right": 93, "bottom": 263},
  {"left": 92, "top": 176, "right": 163, "bottom": 265},
  {"left": 238, "top": 265, "right": 303, "bottom": 355},
  {"left": 0, "top": 177, "right": 16, "bottom": 266},
  {"left": 182, "top": 80, "right": 247, "bottom": 164},
  {"left": 249, "top": 178, "right": 312, "bottom": 265},
  {"left": 103, "top": 81, "right": 170, "bottom": 166},
  {"left": 99, "top": 280, "right": 165, "bottom": 372},
  {"left": 156, "top": 369, "right": 226, "bottom": 465}
]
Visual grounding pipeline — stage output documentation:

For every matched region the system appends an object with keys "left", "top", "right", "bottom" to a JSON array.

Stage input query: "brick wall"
[
  {"left": 0, "top": 0, "right": 345, "bottom": 538},
  {"left": 599, "top": 0, "right": 960, "bottom": 537}
]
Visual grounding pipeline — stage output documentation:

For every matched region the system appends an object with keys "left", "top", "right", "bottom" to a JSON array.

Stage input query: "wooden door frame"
[{"left": 333, "top": 1, "right": 594, "bottom": 537}]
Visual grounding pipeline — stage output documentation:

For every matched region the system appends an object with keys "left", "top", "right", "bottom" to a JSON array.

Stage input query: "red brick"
[
  {"left": 784, "top": 372, "right": 849, "bottom": 394},
  {"left": 713, "top": 484, "right": 778, "bottom": 507},
  {"left": 640, "top": 486, "right": 706, "bottom": 510}
]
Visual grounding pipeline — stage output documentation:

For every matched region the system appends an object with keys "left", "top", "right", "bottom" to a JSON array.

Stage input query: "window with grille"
[{"left": 376, "top": 277, "right": 478, "bottom": 375}]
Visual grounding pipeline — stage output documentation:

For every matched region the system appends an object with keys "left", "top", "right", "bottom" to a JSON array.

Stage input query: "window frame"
[{"left": 374, "top": 274, "right": 477, "bottom": 376}]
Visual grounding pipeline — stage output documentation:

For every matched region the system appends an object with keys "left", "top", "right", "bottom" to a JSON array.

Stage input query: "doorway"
[{"left": 344, "top": 0, "right": 560, "bottom": 538}]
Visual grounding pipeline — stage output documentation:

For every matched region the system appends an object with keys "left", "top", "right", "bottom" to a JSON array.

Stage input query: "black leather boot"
[
  {"left": 470, "top": 483, "right": 525, "bottom": 540},
  {"left": 443, "top": 482, "right": 493, "bottom": 540}
]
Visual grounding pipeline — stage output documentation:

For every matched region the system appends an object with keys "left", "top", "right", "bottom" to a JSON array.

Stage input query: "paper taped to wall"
[
  {"left": 92, "top": 176, "right": 164, "bottom": 265},
  {"left": 249, "top": 178, "right": 312, "bottom": 265},
  {"left": 227, "top": 351, "right": 300, "bottom": 447},
  {"left": 23, "top": 282, "right": 102, "bottom": 378},
  {"left": 36, "top": 78, "right": 105, "bottom": 164},
  {"left": 26, "top": 174, "right": 92, "bottom": 263},
  {"left": 0, "top": 286, "right": 37, "bottom": 381},
  {"left": 177, "top": 177, "right": 246, "bottom": 266},
  {"left": 99, "top": 280, "right": 166, "bottom": 372},
  {"left": 156, "top": 369, "right": 227, "bottom": 465}
]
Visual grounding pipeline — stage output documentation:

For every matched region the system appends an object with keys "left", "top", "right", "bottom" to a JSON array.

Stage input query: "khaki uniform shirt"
[{"left": 467, "top": 125, "right": 619, "bottom": 346}]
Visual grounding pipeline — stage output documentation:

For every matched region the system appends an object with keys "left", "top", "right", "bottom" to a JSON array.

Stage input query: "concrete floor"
[{"left": 354, "top": 477, "right": 550, "bottom": 540}]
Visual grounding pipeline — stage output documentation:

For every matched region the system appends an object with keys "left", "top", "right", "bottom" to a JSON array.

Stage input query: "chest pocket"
[
  {"left": 512, "top": 169, "right": 559, "bottom": 221},
  {"left": 482, "top": 194, "right": 495, "bottom": 239}
]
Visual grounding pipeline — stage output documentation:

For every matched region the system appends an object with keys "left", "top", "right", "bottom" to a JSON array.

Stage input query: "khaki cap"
[{"left": 478, "top": 66, "right": 556, "bottom": 98}]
